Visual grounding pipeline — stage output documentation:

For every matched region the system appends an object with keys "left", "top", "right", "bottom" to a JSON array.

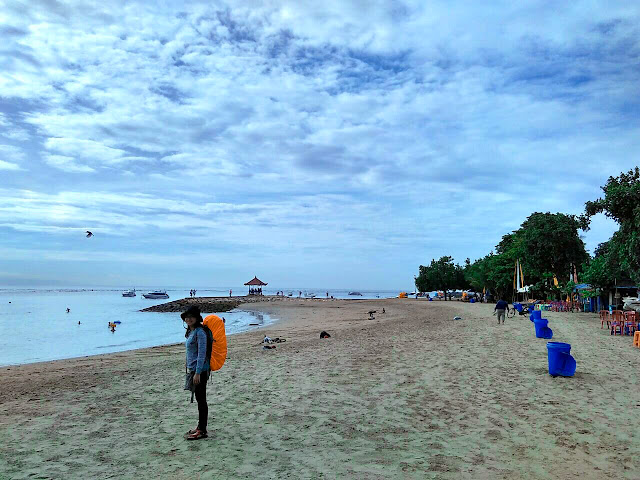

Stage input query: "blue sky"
[{"left": 0, "top": 1, "right": 638, "bottom": 289}]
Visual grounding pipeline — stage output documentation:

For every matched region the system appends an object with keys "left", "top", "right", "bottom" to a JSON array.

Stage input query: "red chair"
[
  {"left": 612, "top": 310, "right": 624, "bottom": 321},
  {"left": 624, "top": 311, "right": 637, "bottom": 335},
  {"left": 600, "top": 310, "right": 610, "bottom": 329},
  {"left": 610, "top": 319, "right": 623, "bottom": 335}
]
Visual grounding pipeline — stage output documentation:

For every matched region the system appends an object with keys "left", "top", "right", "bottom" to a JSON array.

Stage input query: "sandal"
[
  {"left": 186, "top": 429, "right": 208, "bottom": 441},
  {"left": 185, "top": 428, "right": 199, "bottom": 436}
]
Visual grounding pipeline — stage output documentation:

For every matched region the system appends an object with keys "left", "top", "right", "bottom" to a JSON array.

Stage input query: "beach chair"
[
  {"left": 610, "top": 319, "right": 623, "bottom": 336},
  {"left": 623, "top": 311, "right": 637, "bottom": 335},
  {"left": 600, "top": 310, "right": 610, "bottom": 329},
  {"left": 612, "top": 310, "right": 624, "bottom": 322}
]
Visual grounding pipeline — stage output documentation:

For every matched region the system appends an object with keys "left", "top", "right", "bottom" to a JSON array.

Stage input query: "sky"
[{"left": 0, "top": 1, "right": 638, "bottom": 289}]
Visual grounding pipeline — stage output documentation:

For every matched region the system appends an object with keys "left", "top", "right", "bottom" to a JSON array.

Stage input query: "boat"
[
  {"left": 122, "top": 289, "right": 136, "bottom": 297},
  {"left": 142, "top": 290, "right": 169, "bottom": 299},
  {"left": 348, "top": 292, "right": 363, "bottom": 296}
]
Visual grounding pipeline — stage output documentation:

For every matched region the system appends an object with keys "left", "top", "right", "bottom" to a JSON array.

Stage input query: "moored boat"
[
  {"left": 142, "top": 290, "right": 169, "bottom": 299},
  {"left": 122, "top": 289, "right": 136, "bottom": 297}
]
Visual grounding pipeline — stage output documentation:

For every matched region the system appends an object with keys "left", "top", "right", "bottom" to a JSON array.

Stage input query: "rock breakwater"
[{"left": 140, "top": 297, "right": 243, "bottom": 313}]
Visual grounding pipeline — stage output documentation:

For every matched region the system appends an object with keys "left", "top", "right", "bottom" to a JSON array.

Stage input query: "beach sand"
[{"left": 0, "top": 299, "right": 638, "bottom": 479}]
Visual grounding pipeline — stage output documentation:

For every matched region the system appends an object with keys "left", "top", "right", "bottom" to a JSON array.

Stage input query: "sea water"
[
  {"left": 0, "top": 286, "right": 403, "bottom": 366},
  {"left": 0, "top": 288, "right": 277, "bottom": 366}
]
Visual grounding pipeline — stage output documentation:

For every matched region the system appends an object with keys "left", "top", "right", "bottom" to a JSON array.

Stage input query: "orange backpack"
[{"left": 202, "top": 314, "right": 227, "bottom": 371}]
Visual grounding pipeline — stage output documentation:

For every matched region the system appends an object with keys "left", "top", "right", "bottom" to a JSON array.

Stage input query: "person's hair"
[{"left": 181, "top": 306, "right": 203, "bottom": 338}]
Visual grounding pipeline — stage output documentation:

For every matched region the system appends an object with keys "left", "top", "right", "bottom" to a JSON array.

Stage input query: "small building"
[{"left": 244, "top": 276, "right": 267, "bottom": 296}]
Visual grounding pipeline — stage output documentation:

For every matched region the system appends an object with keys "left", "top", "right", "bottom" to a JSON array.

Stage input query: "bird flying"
[{"left": 86, "top": 231, "right": 93, "bottom": 238}]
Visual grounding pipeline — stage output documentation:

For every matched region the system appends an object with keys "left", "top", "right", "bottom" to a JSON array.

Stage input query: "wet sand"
[{"left": 0, "top": 299, "right": 638, "bottom": 479}]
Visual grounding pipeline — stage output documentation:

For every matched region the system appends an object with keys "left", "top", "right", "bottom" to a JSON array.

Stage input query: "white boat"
[
  {"left": 122, "top": 289, "right": 136, "bottom": 297},
  {"left": 142, "top": 290, "right": 169, "bottom": 299}
]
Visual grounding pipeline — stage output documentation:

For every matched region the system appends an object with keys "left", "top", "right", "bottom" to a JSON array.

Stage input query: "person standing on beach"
[
  {"left": 494, "top": 299, "right": 509, "bottom": 324},
  {"left": 182, "top": 306, "right": 210, "bottom": 440}
]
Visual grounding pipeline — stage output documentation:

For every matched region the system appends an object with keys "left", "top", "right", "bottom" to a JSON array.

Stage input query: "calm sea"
[{"left": 0, "top": 286, "right": 401, "bottom": 366}]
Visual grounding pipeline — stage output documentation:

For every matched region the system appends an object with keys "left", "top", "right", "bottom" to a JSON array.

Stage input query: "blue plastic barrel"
[
  {"left": 470, "top": 298, "right": 475, "bottom": 303},
  {"left": 547, "top": 342, "right": 576, "bottom": 377},
  {"left": 530, "top": 310, "right": 541, "bottom": 322},
  {"left": 533, "top": 319, "right": 553, "bottom": 339}
]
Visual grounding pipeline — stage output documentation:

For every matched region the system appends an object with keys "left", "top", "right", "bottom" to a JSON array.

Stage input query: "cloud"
[
  {"left": 0, "top": 145, "right": 25, "bottom": 170},
  {"left": 0, "top": 159, "right": 22, "bottom": 170},
  {"left": 42, "top": 154, "right": 96, "bottom": 172},
  {"left": 0, "top": 1, "right": 638, "bottom": 287}
]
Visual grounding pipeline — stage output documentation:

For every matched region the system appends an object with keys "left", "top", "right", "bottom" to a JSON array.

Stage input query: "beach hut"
[{"left": 245, "top": 276, "right": 268, "bottom": 296}]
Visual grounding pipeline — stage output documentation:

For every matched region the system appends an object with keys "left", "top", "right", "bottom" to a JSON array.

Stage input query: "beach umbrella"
[{"left": 203, "top": 314, "right": 227, "bottom": 371}]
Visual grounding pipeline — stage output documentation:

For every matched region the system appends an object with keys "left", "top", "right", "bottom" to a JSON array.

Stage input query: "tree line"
[{"left": 415, "top": 168, "right": 640, "bottom": 301}]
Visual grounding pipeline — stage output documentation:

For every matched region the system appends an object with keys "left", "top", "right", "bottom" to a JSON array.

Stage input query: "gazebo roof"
[{"left": 244, "top": 276, "right": 268, "bottom": 286}]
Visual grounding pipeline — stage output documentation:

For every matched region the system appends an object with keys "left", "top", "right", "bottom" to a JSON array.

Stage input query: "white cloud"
[
  {"left": 0, "top": 159, "right": 22, "bottom": 170},
  {"left": 42, "top": 154, "right": 96, "bottom": 172},
  {"left": 0, "top": 145, "right": 25, "bottom": 170},
  {"left": 0, "top": 1, "right": 637, "bottom": 286}
]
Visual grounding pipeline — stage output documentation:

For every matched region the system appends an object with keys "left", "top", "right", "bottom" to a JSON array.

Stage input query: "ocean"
[{"left": 0, "top": 286, "right": 401, "bottom": 366}]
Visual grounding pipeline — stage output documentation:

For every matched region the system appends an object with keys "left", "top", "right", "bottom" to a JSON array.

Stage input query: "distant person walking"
[
  {"left": 494, "top": 298, "right": 509, "bottom": 324},
  {"left": 182, "top": 306, "right": 210, "bottom": 441},
  {"left": 229, "top": 289, "right": 232, "bottom": 297}
]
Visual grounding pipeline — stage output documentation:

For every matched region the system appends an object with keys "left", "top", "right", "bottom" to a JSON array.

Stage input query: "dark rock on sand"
[{"left": 140, "top": 297, "right": 243, "bottom": 313}]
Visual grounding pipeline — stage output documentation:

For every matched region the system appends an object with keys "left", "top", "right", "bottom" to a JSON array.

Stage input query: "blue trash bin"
[
  {"left": 530, "top": 310, "right": 541, "bottom": 322},
  {"left": 470, "top": 298, "right": 475, "bottom": 303},
  {"left": 546, "top": 342, "right": 576, "bottom": 377},
  {"left": 533, "top": 319, "right": 553, "bottom": 339}
]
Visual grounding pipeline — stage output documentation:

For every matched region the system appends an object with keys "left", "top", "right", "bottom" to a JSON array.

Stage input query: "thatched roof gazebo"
[{"left": 244, "top": 276, "right": 267, "bottom": 295}]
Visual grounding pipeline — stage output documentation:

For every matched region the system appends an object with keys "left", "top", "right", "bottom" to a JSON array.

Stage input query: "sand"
[{"left": 0, "top": 299, "right": 638, "bottom": 479}]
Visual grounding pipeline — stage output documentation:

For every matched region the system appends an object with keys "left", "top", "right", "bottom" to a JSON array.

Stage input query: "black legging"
[{"left": 194, "top": 379, "right": 208, "bottom": 432}]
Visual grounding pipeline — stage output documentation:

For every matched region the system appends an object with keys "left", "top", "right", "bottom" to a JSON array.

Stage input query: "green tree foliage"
[
  {"left": 464, "top": 253, "right": 513, "bottom": 299},
  {"left": 582, "top": 167, "right": 640, "bottom": 284},
  {"left": 513, "top": 212, "right": 588, "bottom": 283},
  {"left": 415, "top": 256, "right": 467, "bottom": 300},
  {"left": 463, "top": 212, "right": 588, "bottom": 300}
]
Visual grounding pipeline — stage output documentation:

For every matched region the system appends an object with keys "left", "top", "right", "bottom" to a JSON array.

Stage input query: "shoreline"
[
  {"left": 0, "top": 296, "right": 376, "bottom": 370},
  {"left": 0, "top": 300, "right": 286, "bottom": 369},
  {"left": 1, "top": 299, "right": 637, "bottom": 479}
]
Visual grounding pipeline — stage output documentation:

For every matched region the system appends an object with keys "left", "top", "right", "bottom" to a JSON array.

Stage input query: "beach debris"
[
  {"left": 262, "top": 345, "right": 276, "bottom": 350},
  {"left": 263, "top": 336, "right": 286, "bottom": 344},
  {"left": 85, "top": 231, "right": 93, "bottom": 238},
  {"left": 453, "top": 316, "right": 462, "bottom": 320},
  {"left": 320, "top": 331, "right": 331, "bottom": 338}
]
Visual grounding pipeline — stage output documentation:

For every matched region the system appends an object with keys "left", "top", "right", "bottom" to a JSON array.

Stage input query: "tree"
[
  {"left": 582, "top": 167, "right": 640, "bottom": 284},
  {"left": 462, "top": 212, "right": 588, "bottom": 301},
  {"left": 515, "top": 212, "right": 588, "bottom": 284},
  {"left": 465, "top": 253, "right": 514, "bottom": 299},
  {"left": 415, "top": 256, "right": 467, "bottom": 300},
  {"left": 494, "top": 213, "right": 588, "bottom": 299}
]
